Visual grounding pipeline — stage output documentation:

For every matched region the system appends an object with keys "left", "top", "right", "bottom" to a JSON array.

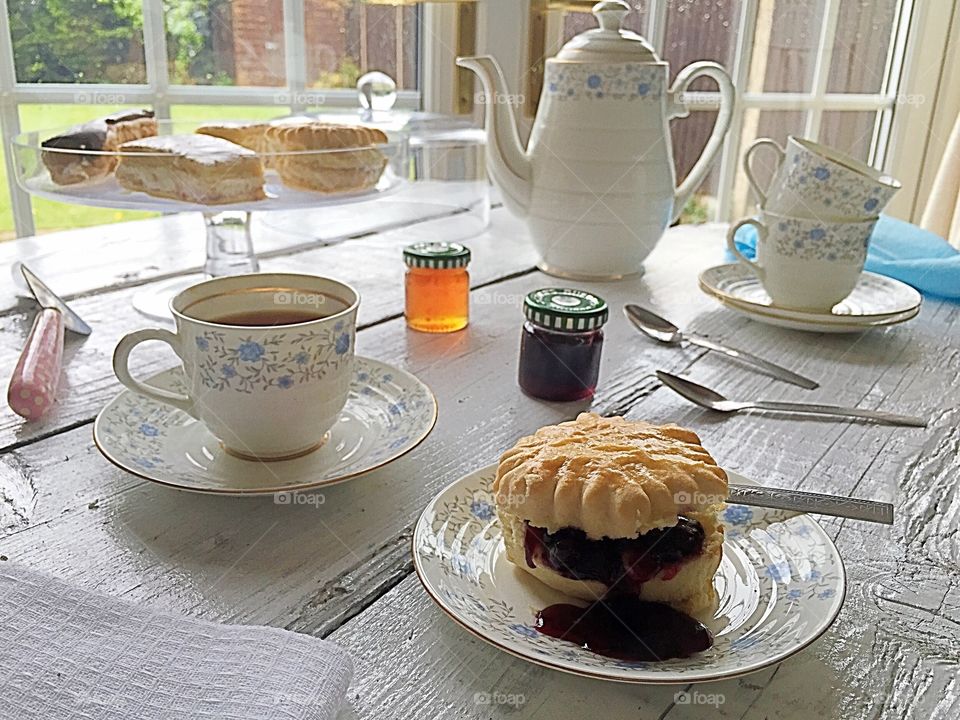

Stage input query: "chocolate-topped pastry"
[{"left": 41, "top": 109, "right": 157, "bottom": 185}]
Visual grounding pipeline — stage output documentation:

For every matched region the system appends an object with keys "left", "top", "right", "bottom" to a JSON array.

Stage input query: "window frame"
[{"left": 0, "top": 0, "right": 425, "bottom": 237}]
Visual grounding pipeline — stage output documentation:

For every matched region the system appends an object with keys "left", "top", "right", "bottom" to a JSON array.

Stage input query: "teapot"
[{"left": 458, "top": 0, "right": 734, "bottom": 279}]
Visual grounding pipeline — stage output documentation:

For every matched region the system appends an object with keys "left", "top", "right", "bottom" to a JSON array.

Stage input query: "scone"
[
  {"left": 265, "top": 122, "right": 389, "bottom": 193},
  {"left": 115, "top": 135, "right": 266, "bottom": 205},
  {"left": 41, "top": 109, "right": 157, "bottom": 185},
  {"left": 494, "top": 413, "right": 728, "bottom": 615}
]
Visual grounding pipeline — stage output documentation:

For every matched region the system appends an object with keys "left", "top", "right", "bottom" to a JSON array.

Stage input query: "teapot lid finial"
[
  {"left": 555, "top": 1, "right": 659, "bottom": 64},
  {"left": 594, "top": 1, "right": 631, "bottom": 32}
]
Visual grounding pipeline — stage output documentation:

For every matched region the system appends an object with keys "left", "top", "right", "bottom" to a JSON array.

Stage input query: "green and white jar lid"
[
  {"left": 403, "top": 242, "right": 471, "bottom": 269},
  {"left": 523, "top": 288, "right": 609, "bottom": 331}
]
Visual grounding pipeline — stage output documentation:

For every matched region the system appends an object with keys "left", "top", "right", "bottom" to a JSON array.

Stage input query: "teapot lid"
[{"left": 555, "top": 1, "right": 659, "bottom": 64}]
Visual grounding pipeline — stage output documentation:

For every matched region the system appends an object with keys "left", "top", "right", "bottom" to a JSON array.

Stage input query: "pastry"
[
  {"left": 41, "top": 109, "right": 157, "bottom": 185},
  {"left": 195, "top": 121, "right": 275, "bottom": 166},
  {"left": 115, "top": 135, "right": 266, "bottom": 205},
  {"left": 265, "top": 122, "right": 389, "bottom": 193},
  {"left": 494, "top": 412, "right": 728, "bottom": 614}
]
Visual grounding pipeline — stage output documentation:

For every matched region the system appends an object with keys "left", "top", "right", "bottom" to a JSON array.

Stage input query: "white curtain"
[{"left": 921, "top": 111, "right": 960, "bottom": 248}]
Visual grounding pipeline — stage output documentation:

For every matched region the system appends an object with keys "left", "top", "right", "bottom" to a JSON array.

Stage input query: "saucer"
[
  {"left": 413, "top": 464, "right": 845, "bottom": 684},
  {"left": 94, "top": 357, "right": 437, "bottom": 494},
  {"left": 699, "top": 264, "right": 921, "bottom": 333}
]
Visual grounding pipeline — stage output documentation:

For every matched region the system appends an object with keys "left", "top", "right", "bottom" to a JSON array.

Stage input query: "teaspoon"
[
  {"left": 624, "top": 304, "right": 818, "bottom": 390},
  {"left": 656, "top": 370, "right": 927, "bottom": 427}
]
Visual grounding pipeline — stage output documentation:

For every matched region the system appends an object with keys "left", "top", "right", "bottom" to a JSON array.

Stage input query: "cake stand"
[{"left": 10, "top": 120, "right": 407, "bottom": 320}]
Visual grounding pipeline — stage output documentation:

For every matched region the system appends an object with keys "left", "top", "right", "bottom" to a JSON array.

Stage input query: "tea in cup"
[
  {"left": 726, "top": 211, "right": 877, "bottom": 311},
  {"left": 744, "top": 136, "right": 900, "bottom": 218},
  {"left": 113, "top": 273, "right": 359, "bottom": 461}
]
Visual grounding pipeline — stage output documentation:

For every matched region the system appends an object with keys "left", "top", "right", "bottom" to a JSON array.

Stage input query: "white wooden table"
[{"left": 0, "top": 203, "right": 957, "bottom": 719}]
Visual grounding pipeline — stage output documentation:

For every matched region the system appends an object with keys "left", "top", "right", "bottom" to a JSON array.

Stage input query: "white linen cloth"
[{"left": 0, "top": 564, "right": 353, "bottom": 720}]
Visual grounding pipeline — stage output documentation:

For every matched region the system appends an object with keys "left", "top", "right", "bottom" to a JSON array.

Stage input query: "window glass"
[
  {"left": 166, "top": 0, "right": 286, "bottom": 86},
  {"left": 819, "top": 110, "right": 878, "bottom": 163},
  {"left": 306, "top": 1, "right": 419, "bottom": 91},
  {"left": 9, "top": 0, "right": 147, "bottom": 83},
  {"left": 827, "top": 0, "right": 898, "bottom": 94}
]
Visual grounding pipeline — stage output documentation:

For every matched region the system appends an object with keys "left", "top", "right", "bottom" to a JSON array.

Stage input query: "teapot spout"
[{"left": 456, "top": 56, "right": 531, "bottom": 217}]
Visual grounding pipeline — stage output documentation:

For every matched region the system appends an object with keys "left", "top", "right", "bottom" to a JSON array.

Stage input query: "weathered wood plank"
[{"left": 3, "top": 222, "right": 959, "bottom": 720}]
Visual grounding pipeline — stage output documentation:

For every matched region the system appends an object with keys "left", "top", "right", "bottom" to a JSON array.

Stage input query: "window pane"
[
  {"left": 819, "top": 110, "right": 878, "bottom": 163},
  {"left": 731, "top": 108, "right": 807, "bottom": 217},
  {"left": 748, "top": 0, "right": 825, "bottom": 93},
  {"left": 826, "top": 0, "right": 898, "bottom": 94},
  {"left": 663, "top": 0, "right": 742, "bottom": 90},
  {"left": 306, "top": 2, "right": 419, "bottom": 90},
  {"left": 18, "top": 105, "right": 157, "bottom": 232},
  {"left": 167, "top": 0, "right": 286, "bottom": 86},
  {"left": 9, "top": 0, "right": 146, "bottom": 83}
]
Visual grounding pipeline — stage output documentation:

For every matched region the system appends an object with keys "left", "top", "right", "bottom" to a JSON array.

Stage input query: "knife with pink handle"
[{"left": 7, "top": 265, "right": 91, "bottom": 420}]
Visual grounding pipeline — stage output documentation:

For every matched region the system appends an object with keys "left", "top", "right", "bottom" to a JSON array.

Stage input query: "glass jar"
[
  {"left": 518, "top": 288, "right": 608, "bottom": 402},
  {"left": 404, "top": 242, "right": 471, "bottom": 333}
]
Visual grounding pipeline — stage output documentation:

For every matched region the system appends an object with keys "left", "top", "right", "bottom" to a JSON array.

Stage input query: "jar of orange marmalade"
[{"left": 403, "top": 242, "right": 471, "bottom": 333}]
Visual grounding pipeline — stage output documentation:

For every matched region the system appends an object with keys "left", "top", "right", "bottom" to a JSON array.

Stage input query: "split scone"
[
  {"left": 495, "top": 413, "right": 728, "bottom": 615},
  {"left": 115, "top": 135, "right": 266, "bottom": 205},
  {"left": 41, "top": 109, "right": 157, "bottom": 185},
  {"left": 264, "top": 123, "right": 389, "bottom": 193}
]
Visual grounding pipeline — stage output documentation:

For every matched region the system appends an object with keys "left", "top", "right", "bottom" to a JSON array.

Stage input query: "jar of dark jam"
[{"left": 518, "top": 288, "right": 608, "bottom": 401}]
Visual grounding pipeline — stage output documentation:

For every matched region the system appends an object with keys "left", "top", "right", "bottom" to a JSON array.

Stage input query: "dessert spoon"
[
  {"left": 624, "top": 304, "right": 818, "bottom": 389},
  {"left": 656, "top": 370, "right": 927, "bottom": 427}
]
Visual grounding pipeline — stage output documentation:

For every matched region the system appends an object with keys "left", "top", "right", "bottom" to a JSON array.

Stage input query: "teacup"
[
  {"left": 726, "top": 211, "right": 877, "bottom": 311},
  {"left": 113, "top": 273, "right": 359, "bottom": 461},
  {"left": 744, "top": 136, "right": 900, "bottom": 218}
]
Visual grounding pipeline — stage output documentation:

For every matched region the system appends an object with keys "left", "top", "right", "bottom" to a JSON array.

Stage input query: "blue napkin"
[{"left": 729, "top": 214, "right": 960, "bottom": 300}]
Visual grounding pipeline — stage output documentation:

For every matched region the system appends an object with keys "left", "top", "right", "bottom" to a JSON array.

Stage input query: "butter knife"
[{"left": 728, "top": 483, "right": 893, "bottom": 524}]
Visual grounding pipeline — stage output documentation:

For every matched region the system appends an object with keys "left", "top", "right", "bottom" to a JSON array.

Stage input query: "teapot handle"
[{"left": 668, "top": 61, "right": 735, "bottom": 222}]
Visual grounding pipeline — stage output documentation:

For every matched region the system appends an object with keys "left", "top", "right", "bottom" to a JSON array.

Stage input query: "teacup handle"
[
  {"left": 113, "top": 329, "right": 195, "bottom": 415},
  {"left": 743, "top": 138, "right": 786, "bottom": 207},
  {"left": 726, "top": 218, "right": 767, "bottom": 282}
]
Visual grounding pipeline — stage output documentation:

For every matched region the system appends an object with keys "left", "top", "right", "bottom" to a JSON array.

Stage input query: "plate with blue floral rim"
[
  {"left": 93, "top": 356, "right": 437, "bottom": 495},
  {"left": 412, "top": 464, "right": 846, "bottom": 684}
]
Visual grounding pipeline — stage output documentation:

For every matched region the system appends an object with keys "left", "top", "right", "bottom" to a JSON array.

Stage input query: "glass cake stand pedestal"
[{"left": 11, "top": 121, "right": 407, "bottom": 321}]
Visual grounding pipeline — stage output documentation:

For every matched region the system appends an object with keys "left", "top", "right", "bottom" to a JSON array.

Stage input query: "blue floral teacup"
[
  {"left": 744, "top": 136, "right": 900, "bottom": 219},
  {"left": 727, "top": 211, "right": 876, "bottom": 311},
  {"left": 113, "top": 273, "right": 358, "bottom": 461}
]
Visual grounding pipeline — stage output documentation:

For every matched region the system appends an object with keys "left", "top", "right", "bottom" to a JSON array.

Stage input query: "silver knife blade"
[
  {"left": 728, "top": 483, "right": 893, "bottom": 524},
  {"left": 20, "top": 265, "right": 92, "bottom": 336},
  {"left": 684, "top": 332, "right": 819, "bottom": 390}
]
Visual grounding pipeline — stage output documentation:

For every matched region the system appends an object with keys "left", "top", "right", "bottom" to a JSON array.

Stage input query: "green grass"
[{"left": 1, "top": 104, "right": 286, "bottom": 240}]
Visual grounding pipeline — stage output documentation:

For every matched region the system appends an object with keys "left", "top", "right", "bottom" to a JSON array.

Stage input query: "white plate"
[
  {"left": 699, "top": 264, "right": 921, "bottom": 332},
  {"left": 94, "top": 357, "right": 436, "bottom": 495},
  {"left": 413, "top": 464, "right": 846, "bottom": 684}
]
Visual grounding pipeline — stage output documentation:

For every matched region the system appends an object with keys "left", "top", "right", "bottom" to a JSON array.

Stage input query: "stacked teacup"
[{"left": 727, "top": 136, "right": 901, "bottom": 311}]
